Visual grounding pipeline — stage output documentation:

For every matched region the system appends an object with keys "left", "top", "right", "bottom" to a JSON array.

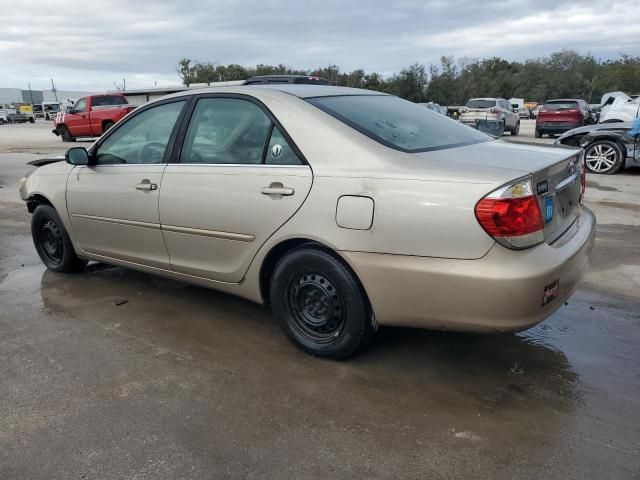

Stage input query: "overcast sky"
[{"left": 1, "top": 0, "right": 639, "bottom": 91}]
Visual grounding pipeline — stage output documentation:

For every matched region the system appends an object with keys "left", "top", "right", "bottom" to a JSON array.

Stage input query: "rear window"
[
  {"left": 307, "top": 95, "right": 490, "bottom": 152},
  {"left": 92, "top": 95, "right": 128, "bottom": 107},
  {"left": 295, "top": 77, "right": 330, "bottom": 85},
  {"left": 466, "top": 99, "right": 497, "bottom": 108},
  {"left": 543, "top": 101, "right": 579, "bottom": 110}
]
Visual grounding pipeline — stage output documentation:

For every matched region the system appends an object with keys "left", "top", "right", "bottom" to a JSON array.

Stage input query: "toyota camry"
[{"left": 19, "top": 85, "right": 596, "bottom": 359}]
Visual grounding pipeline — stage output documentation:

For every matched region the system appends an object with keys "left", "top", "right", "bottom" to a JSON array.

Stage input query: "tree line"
[{"left": 177, "top": 50, "right": 640, "bottom": 105}]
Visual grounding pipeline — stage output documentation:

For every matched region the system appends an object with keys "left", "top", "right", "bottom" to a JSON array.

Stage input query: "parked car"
[
  {"left": 52, "top": 94, "right": 135, "bottom": 142},
  {"left": 599, "top": 94, "right": 640, "bottom": 123},
  {"left": 517, "top": 107, "right": 532, "bottom": 119},
  {"left": 419, "top": 102, "right": 447, "bottom": 115},
  {"left": 243, "top": 75, "right": 329, "bottom": 85},
  {"left": 459, "top": 98, "right": 520, "bottom": 135},
  {"left": 0, "top": 103, "right": 33, "bottom": 123},
  {"left": 19, "top": 85, "right": 594, "bottom": 359},
  {"left": 554, "top": 122, "right": 640, "bottom": 174},
  {"left": 0, "top": 110, "right": 7, "bottom": 124},
  {"left": 535, "top": 99, "right": 593, "bottom": 138}
]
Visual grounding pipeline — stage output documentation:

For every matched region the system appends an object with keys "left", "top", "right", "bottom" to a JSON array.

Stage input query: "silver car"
[
  {"left": 460, "top": 98, "right": 520, "bottom": 135},
  {"left": 19, "top": 85, "right": 595, "bottom": 359}
]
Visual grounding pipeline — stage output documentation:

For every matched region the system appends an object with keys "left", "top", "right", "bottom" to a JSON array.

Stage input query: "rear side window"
[
  {"left": 92, "top": 95, "right": 128, "bottom": 107},
  {"left": 466, "top": 99, "right": 497, "bottom": 109},
  {"left": 308, "top": 95, "right": 490, "bottom": 152},
  {"left": 180, "top": 98, "right": 271, "bottom": 164},
  {"left": 543, "top": 101, "right": 579, "bottom": 110}
]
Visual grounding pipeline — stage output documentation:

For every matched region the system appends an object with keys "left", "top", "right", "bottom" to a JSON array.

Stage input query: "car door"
[
  {"left": 65, "top": 98, "right": 92, "bottom": 137},
  {"left": 66, "top": 99, "right": 188, "bottom": 268},
  {"left": 160, "top": 95, "right": 313, "bottom": 283}
]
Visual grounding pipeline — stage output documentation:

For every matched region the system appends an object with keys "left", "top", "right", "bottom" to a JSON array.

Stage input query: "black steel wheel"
[
  {"left": 271, "top": 246, "right": 376, "bottom": 359},
  {"left": 32, "top": 205, "right": 86, "bottom": 272}
]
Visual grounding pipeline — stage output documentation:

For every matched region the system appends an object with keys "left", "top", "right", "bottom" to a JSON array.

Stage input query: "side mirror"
[{"left": 66, "top": 147, "right": 90, "bottom": 165}]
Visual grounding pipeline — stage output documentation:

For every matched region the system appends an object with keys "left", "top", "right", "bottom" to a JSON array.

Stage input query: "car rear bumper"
[
  {"left": 341, "top": 206, "right": 596, "bottom": 333},
  {"left": 537, "top": 122, "right": 582, "bottom": 133}
]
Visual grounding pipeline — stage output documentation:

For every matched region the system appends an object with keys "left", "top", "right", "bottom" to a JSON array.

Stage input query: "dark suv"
[
  {"left": 535, "top": 99, "right": 593, "bottom": 138},
  {"left": 243, "top": 75, "right": 329, "bottom": 86}
]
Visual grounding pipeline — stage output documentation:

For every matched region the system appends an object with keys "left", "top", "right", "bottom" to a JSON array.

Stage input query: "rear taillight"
[
  {"left": 475, "top": 176, "right": 544, "bottom": 249},
  {"left": 489, "top": 107, "right": 501, "bottom": 114}
]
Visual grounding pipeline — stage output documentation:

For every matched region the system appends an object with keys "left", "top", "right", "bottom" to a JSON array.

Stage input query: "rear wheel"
[
  {"left": 535, "top": 128, "right": 542, "bottom": 138},
  {"left": 102, "top": 120, "right": 115, "bottom": 133},
  {"left": 511, "top": 121, "right": 520, "bottom": 136},
  {"left": 29, "top": 117, "right": 35, "bottom": 124},
  {"left": 584, "top": 140, "right": 624, "bottom": 175},
  {"left": 59, "top": 125, "right": 75, "bottom": 142},
  {"left": 270, "top": 246, "right": 375, "bottom": 359},
  {"left": 31, "top": 205, "right": 86, "bottom": 272}
]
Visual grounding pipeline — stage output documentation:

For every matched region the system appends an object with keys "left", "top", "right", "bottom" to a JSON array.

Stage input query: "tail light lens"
[
  {"left": 475, "top": 176, "right": 544, "bottom": 249},
  {"left": 489, "top": 107, "right": 501, "bottom": 114}
]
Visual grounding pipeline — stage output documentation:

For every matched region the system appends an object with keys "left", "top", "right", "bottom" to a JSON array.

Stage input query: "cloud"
[{"left": 0, "top": 0, "right": 638, "bottom": 90}]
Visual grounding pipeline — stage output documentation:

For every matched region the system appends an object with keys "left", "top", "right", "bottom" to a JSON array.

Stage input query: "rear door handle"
[
  {"left": 136, "top": 179, "right": 157, "bottom": 191},
  {"left": 261, "top": 183, "right": 294, "bottom": 197}
]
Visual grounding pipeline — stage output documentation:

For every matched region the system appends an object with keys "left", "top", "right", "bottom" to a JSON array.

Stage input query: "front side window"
[
  {"left": 180, "top": 98, "right": 271, "bottom": 164},
  {"left": 308, "top": 95, "right": 490, "bottom": 152},
  {"left": 73, "top": 98, "right": 86, "bottom": 113},
  {"left": 92, "top": 95, "right": 128, "bottom": 107},
  {"left": 95, "top": 100, "right": 186, "bottom": 165}
]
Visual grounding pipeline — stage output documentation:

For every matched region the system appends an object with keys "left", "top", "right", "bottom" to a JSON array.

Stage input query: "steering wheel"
[{"left": 137, "top": 142, "right": 166, "bottom": 163}]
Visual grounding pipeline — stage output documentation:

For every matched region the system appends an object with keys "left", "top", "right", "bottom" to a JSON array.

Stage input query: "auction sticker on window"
[{"left": 542, "top": 279, "right": 560, "bottom": 306}]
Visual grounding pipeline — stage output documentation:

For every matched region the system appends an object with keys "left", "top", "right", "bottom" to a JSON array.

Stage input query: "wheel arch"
[
  {"left": 26, "top": 193, "right": 54, "bottom": 213},
  {"left": 258, "top": 238, "right": 373, "bottom": 314}
]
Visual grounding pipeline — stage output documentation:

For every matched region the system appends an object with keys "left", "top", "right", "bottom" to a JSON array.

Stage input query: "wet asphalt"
[{"left": 1, "top": 136, "right": 639, "bottom": 478}]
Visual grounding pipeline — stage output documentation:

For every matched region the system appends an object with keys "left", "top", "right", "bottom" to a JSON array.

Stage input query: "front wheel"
[
  {"left": 584, "top": 140, "right": 624, "bottom": 175},
  {"left": 535, "top": 128, "right": 542, "bottom": 138},
  {"left": 270, "top": 246, "right": 376, "bottom": 359},
  {"left": 32, "top": 205, "right": 86, "bottom": 272},
  {"left": 58, "top": 125, "right": 76, "bottom": 142},
  {"left": 511, "top": 121, "right": 520, "bottom": 136}
]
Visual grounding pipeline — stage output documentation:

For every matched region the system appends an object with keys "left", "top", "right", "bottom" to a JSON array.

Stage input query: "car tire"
[
  {"left": 270, "top": 246, "right": 376, "bottom": 359},
  {"left": 584, "top": 140, "right": 624, "bottom": 175},
  {"left": 31, "top": 205, "right": 87, "bottom": 273},
  {"left": 535, "top": 128, "right": 542, "bottom": 138},
  {"left": 102, "top": 120, "right": 115, "bottom": 133},
  {"left": 29, "top": 117, "right": 35, "bottom": 123},
  {"left": 511, "top": 121, "right": 520, "bottom": 136},
  {"left": 59, "top": 125, "right": 75, "bottom": 142}
]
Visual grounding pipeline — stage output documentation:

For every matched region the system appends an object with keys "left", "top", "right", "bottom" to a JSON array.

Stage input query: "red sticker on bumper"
[{"left": 542, "top": 280, "right": 560, "bottom": 306}]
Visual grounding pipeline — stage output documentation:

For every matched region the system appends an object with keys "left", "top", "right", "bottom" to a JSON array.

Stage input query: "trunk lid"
[{"left": 418, "top": 140, "right": 583, "bottom": 244}]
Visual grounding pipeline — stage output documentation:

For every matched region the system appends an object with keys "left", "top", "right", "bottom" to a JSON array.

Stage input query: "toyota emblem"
[{"left": 271, "top": 144, "right": 283, "bottom": 158}]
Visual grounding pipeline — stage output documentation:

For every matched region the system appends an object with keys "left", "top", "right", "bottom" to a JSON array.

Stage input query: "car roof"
[
  {"left": 168, "top": 84, "right": 386, "bottom": 100},
  {"left": 249, "top": 84, "right": 385, "bottom": 98},
  {"left": 545, "top": 99, "right": 582, "bottom": 102}
]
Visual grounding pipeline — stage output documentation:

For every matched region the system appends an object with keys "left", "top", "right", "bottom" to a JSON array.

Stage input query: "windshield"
[
  {"left": 466, "top": 99, "right": 497, "bottom": 109},
  {"left": 307, "top": 95, "right": 490, "bottom": 152},
  {"left": 543, "top": 101, "right": 579, "bottom": 110}
]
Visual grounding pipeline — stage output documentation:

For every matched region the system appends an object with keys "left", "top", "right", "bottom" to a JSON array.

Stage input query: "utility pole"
[
  {"left": 50, "top": 78, "right": 59, "bottom": 102},
  {"left": 28, "top": 82, "right": 34, "bottom": 104},
  {"left": 122, "top": 78, "right": 126, "bottom": 91}
]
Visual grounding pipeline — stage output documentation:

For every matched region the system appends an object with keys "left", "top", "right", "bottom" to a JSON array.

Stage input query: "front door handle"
[
  {"left": 135, "top": 179, "right": 157, "bottom": 191},
  {"left": 261, "top": 182, "right": 294, "bottom": 198}
]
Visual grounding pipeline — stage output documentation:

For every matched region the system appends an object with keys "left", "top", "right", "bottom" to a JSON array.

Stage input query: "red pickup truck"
[{"left": 53, "top": 94, "right": 135, "bottom": 142}]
